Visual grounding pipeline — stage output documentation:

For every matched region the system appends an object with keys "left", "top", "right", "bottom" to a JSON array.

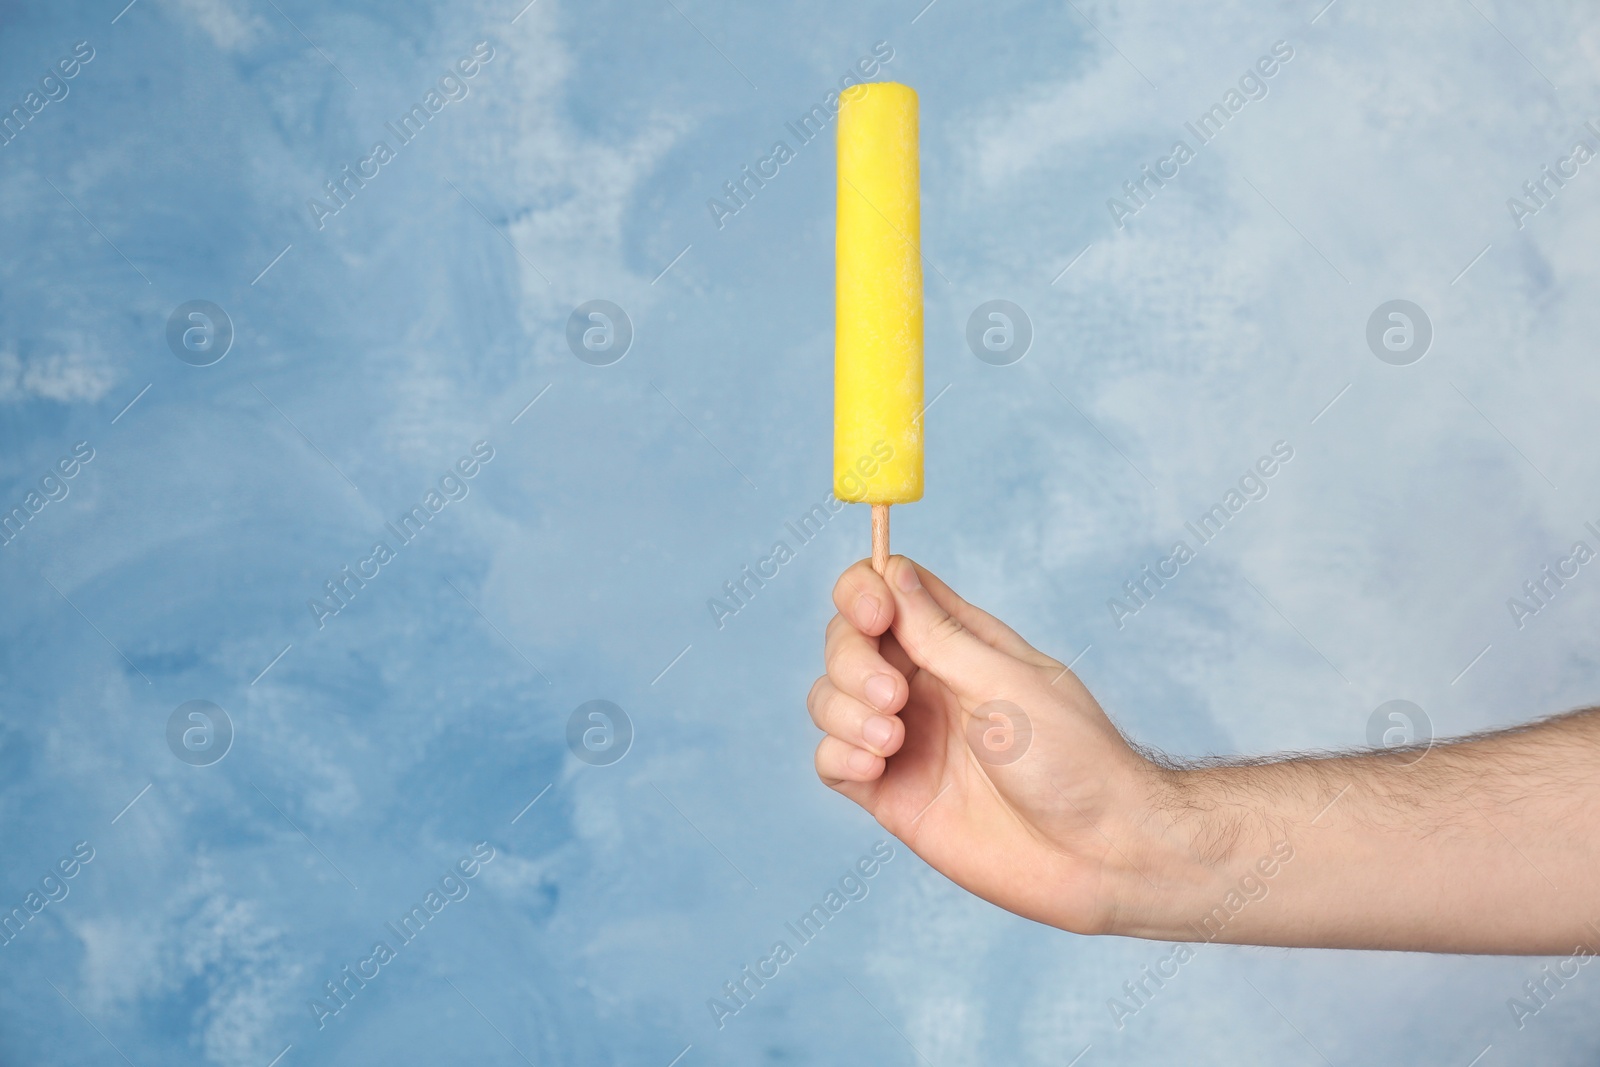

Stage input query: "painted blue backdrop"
[{"left": 2, "top": 0, "right": 1598, "bottom": 1063}]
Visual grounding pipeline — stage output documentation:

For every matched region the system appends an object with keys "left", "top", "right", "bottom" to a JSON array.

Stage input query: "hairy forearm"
[{"left": 1118, "top": 709, "right": 1600, "bottom": 953}]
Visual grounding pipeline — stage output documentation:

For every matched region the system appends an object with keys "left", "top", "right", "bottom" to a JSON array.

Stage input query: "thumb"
[{"left": 883, "top": 556, "right": 1015, "bottom": 700}]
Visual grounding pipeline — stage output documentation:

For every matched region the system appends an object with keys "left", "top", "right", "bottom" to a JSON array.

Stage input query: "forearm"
[{"left": 1118, "top": 709, "right": 1600, "bottom": 953}]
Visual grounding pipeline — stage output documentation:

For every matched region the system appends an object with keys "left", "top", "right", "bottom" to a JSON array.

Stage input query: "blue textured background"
[{"left": 3, "top": 0, "right": 1599, "bottom": 1063}]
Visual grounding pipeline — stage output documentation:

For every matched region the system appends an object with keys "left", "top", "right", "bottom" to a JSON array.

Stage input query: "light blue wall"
[{"left": 1, "top": 0, "right": 1596, "bottom": 1063}]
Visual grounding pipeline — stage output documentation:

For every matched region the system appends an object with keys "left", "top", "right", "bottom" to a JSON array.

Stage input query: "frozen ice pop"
[{"left": 835, "top": 81, "right": 923, "bottom": 576}]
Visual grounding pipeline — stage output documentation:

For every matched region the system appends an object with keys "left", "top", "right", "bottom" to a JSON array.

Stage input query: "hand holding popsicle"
[
  {"left": 812, "top": 558, "right": 1600, "bottom": 953},
  {"left": 811, "top": 556, "right": 1177, "bottom": 938},
  {"left": 812, "top": 550, "right": 1600, "bottom": 953},
  {"left": 826, "top": 94, "right": 1183, "bottom": 937},
  {"left": 823, "top": 82, "right": 1600, "bottom": 958},
  {"left": 825, "top": 124, "right": 1600, "bottom": 948}
]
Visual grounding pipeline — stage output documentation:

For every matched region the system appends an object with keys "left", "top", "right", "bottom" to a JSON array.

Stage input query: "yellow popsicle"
[{"left": 835, "top": 81, "right": 924, "bottom": 534}]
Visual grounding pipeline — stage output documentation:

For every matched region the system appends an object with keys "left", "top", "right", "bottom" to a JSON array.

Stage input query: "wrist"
[{"left": 1102, "top": 763, "right": 1270, "bottom": 942}]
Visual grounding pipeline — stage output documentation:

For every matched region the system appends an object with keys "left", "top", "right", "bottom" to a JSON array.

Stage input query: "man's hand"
[
  {"left": 811, "top": 555, "right": 1600, "bottom": 954},
  {"left": 808, "top": 555, "right": 1191, "bottom": 938}
]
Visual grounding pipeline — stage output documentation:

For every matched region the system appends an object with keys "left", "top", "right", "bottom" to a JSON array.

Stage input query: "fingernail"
[
  {"left": 855, "top": 594, "right": 882, "bottom": 629},
  {"left": 862, "top": 715, "right": 894, "bottom": 749},
  {"left": 864, "top": 674, "right": 897, "bottom": 711},
  {"left": 847, "top": 747, "right": 879, "bottom": 774},
  {"left": 894, "top": 561, "right": 920, "bottom": 592}
]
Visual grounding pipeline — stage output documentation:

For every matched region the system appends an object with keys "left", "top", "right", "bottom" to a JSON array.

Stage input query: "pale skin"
[{"left": 808, "top": 555, "right": 1600, "bottom": 955}]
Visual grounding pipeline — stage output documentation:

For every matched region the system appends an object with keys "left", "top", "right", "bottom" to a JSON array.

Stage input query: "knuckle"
[
  {"left": 825, "top": 632, "right": 860, "bottom": 676},
  {"left": 838, "top": 637, "right": 868, "bottom": 672},
  {"left": 928, "top": 611, "right": 966, "bottom": 647},
  {"left": 818, "top": 686, "right": 851, "bottom": 729},
  {"left": 806, "top": 676, "right": 829, "bottom": 715}
]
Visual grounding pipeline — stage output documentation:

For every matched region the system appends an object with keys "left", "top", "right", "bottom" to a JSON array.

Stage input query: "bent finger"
[
  {"left": 815, "top": 733, "right": 886, "bottom": 786},
  {"left": 824, "top": 622, "right": 908, "bottom": 715},
  {"left": 807, "top": 677, "right": 905, "bottom": 757},
  {"left": 825, "top": 613, "right": 908, "bottom": 709}
]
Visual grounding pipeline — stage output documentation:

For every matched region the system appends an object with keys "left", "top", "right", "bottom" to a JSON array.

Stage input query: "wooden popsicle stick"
[{"left": 871, "top": 503, "right": 890, "bottom": 576}]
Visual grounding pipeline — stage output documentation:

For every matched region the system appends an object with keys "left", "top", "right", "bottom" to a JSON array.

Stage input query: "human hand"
[
  {"left": 813, "top": 555, "right": 1600, "bottom": 953},
  {"left": 808, "top": 556, "right": 1193, "bottom": 937}
]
